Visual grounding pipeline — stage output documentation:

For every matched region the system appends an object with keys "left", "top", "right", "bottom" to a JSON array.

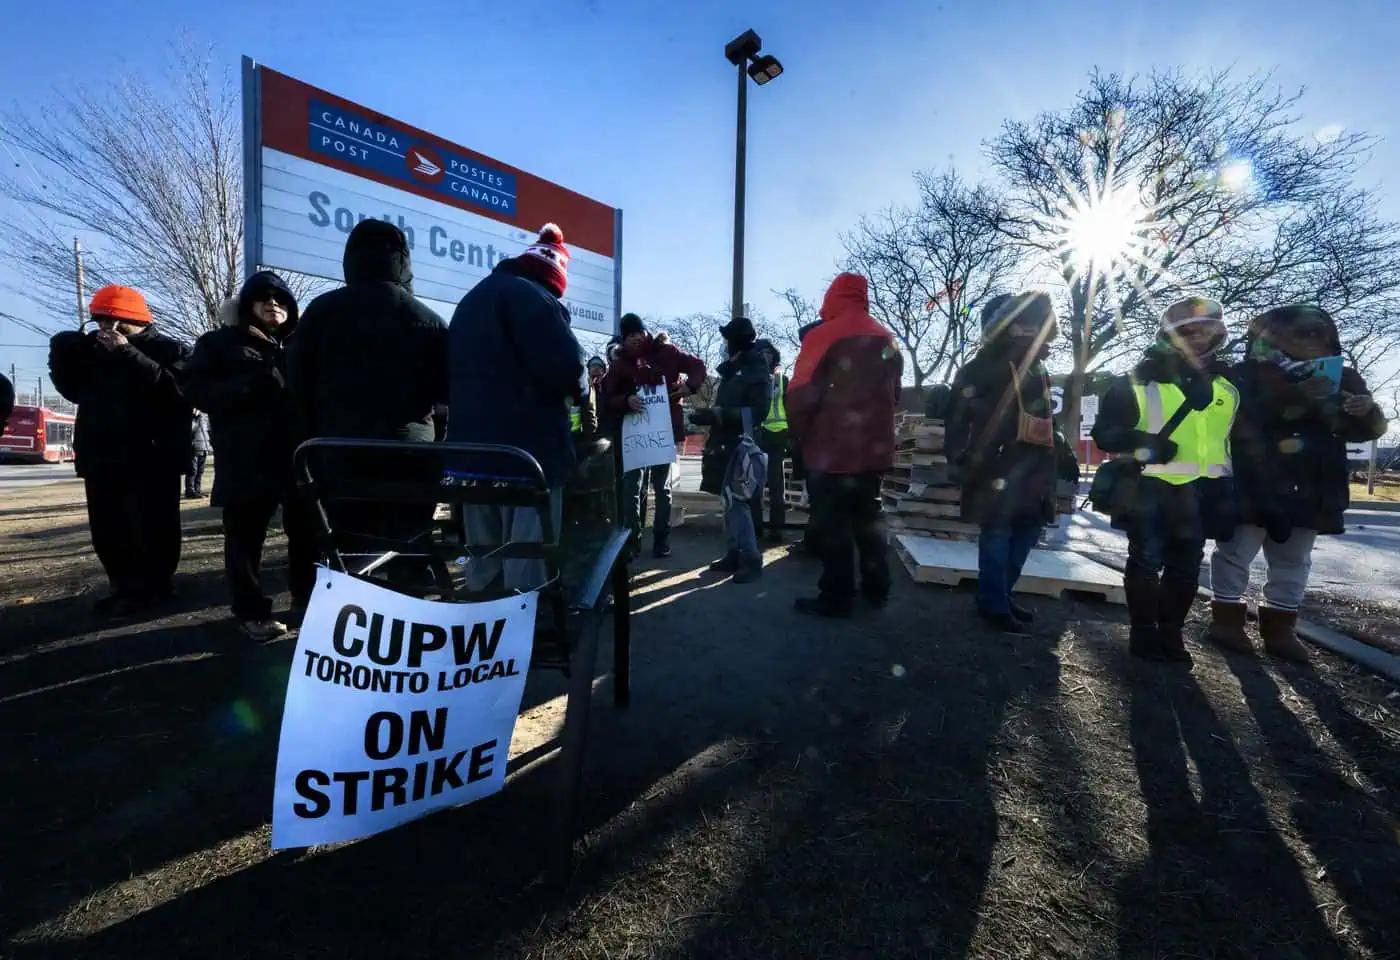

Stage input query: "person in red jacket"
[
  {"left": 786, "top": 272, "right": 904, "bottom": 617},
  {"left": 601, "top": 313, "right": 707, "bottom": 557}
]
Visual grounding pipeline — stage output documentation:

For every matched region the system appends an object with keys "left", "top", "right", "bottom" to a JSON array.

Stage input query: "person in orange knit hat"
[{"left": 49, "top": 285, "right": 192, "bottom": 618}]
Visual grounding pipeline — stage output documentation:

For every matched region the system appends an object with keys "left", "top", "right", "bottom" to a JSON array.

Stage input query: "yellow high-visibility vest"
[
  {"left": 762, "top": 377, "right": 788, "bottom": 433},
  {"left": 1131, "top": 376, "right": 1239, "bottom": 484}
]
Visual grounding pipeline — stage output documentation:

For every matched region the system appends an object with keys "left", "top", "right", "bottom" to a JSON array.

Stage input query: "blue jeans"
[
  {"left": 978, "top": 524, "right": 1041, "bottom": 614},
  {"left": 624, "top": 463, "right": 673, "bottom": 546},
  {"left": 724, "top": 492, "right": 760, "bottom": 562}
]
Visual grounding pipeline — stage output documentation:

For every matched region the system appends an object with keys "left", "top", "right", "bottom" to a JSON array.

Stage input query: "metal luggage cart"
[{"left": 293, "top": 437, "right": 631, "bottom": 881}]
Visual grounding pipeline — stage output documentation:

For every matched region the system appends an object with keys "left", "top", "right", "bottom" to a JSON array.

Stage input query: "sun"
[{"left": 1051, "top": 180, "right": 1150, "bottom": 276}]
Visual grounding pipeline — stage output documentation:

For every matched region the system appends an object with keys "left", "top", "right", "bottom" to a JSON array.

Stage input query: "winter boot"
[
  {"left": 708, "top": 551, "right": 740, "bottom": 574},
  {"left": 1155, "top": 577, "right": 1198, "bottom": 666},
  {"left": 732, "top": 554, "right": 763, "bottom": 584},
  {"left": 1208, "top": 601, "right": 1253, "bottom": 654},
  {"left": 1259, "top": 607, "right": 1310, "bottom": 664},
  {"left": 1123, "top": 566, "right": 1164, "bottom": 661}
]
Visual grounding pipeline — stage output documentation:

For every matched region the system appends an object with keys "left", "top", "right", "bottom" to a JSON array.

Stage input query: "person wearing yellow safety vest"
[
  {"left": 1091, "top": 297, "right": 1239, "bottom": 665},
  {"left": 751, "top": 339, "right": 790, "bottom": 544}
]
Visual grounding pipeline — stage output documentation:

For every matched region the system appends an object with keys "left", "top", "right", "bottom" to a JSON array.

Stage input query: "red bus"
[{"left": 0, "top": 405, "right": 76, "bottom": 463}]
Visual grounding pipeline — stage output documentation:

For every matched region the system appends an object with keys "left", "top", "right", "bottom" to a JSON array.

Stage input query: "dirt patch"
[{"left": 3, "top": 480, "right": 1399, "bottom": 959}]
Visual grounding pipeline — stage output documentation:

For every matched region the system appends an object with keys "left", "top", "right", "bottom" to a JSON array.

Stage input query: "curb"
[
  {"left": 1349, "top": 500, "right": 1400, "bottom": 514},
  {"left": 1295, "top": 619, "right": 1400, "bottom": 682}
]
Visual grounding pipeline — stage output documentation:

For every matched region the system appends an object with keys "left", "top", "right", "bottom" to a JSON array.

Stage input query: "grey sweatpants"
[
  {"left": 462, "top": 487, "right": 564, "bottom": 593},
  {"left": 1210, "top": 524, "right": 1318, "bottom": 612}
]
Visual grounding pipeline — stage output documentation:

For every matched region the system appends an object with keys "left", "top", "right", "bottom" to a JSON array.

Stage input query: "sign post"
[{"left": 241, "top": 57, "right": 621, "bottom": 335}]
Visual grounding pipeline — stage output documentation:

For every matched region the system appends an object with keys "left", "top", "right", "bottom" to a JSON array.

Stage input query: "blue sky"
[{"left": 3, "top": 0, "right": 1398, "bottom": 394}]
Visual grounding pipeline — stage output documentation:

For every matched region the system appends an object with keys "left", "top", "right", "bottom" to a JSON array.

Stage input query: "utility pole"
[
  {"left": 74, "top": 237, "right": 86, "bottom": 330},
  {"left": 37, "top": 377, "right": 43, "bottom": 409},
  {"left": 1368, "top": 441, "right": 1377, "bottom": 496},
  {"left": 732, "top": 57, "right": 747, "bottom": 320}
]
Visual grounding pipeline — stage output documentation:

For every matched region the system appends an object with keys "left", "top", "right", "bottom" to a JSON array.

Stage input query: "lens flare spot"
[{"left": 1218, "top": 160, "right": 1253, "bottom": 193}]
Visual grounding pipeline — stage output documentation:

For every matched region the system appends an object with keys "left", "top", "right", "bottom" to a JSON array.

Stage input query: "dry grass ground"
[{"left": 2, "top": 479, "right": 1398, "bottom": 959}]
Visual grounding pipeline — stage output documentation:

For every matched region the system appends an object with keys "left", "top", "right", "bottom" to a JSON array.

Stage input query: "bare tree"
[
  {"left": 0, "top": 44, "right": 312, "bottom": 343},
  {"left": 769, "top": 287, "right": 816, "bottom": 364},
  {"left": 987, "top": 68, "right": 1382, "bottom": 435},
  {"left": 842, "top": 170, "right": 1019, "bottom": 387}
]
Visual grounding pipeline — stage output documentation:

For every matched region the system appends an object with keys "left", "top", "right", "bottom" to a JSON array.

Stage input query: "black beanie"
[
  {"left": 719, "top": 316, "right": 756, "bottom": 349},
  {"left": 619, "top": 313, "right": 646, "bottom": 337}
]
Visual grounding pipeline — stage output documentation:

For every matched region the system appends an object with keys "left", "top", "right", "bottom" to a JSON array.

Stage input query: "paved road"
[
  {"left": 676, "top": 457, "right": 1400, "bottom": 607},
  {"left": 0, "top": 462, "right": 79, "bottom": 491},
  {"left": 1062, "top": 507, "right": 1400, "bottom": 606}
]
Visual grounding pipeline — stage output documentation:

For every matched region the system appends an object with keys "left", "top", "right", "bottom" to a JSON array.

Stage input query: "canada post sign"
[
  {"left": 307, "top": 99, "right": 519, "bottom": 217},
  {"left": 243, "top": 59, "right": 620, "bottom": 334}
]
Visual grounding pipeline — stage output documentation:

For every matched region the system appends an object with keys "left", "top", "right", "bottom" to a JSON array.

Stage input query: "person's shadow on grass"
[{"left": 1116, "top": 664, "right": 1342, "bottom": 959}]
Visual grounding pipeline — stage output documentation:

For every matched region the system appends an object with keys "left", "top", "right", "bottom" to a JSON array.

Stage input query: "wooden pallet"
[
  {"left": 895, "top": 535, "right": 1125, "bottom": 604},
  {"left": 887, "top": 514, "right": 981, "bottom": 536},
  {"left": 893, "top": 452, "right": 949, "bottom": 467},
  {"left": 882, "top": 477, "right": 962, "bottom": 501},
  {"left": 897, "top": 438, "right": 945, "bottom": 454},
  {"left": 882, "top": 495, "right": 961, "bottom": 518},
  {"left": 888, "top": 522, "right": 975, "bottom": 543}
]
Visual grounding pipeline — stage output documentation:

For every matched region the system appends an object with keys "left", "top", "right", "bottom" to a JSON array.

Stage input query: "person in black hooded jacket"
[
  {"left": 49, "top": 284, "right": 191, "bottom": 616},
  {"left": 689, "top": 316, "right": 771, "bottom": 583},
  {"left": 288, "top": 220, "right": 447, "bottom": 442},
  {"left": 1092, "top": 297, "right": 1239, "bottom": 665},
  {"left": 1207, "top": 304, "right": 1388, "bottom": 662},
  {"left": 287, "top": 220, "right": 448, "bottom": 564},
  {"left": 183, "top": 271, "right": 314, "bottom": 641}
]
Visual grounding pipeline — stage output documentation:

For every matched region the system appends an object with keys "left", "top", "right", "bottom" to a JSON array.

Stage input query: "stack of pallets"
[
  {"left": 782, "top": 459, "right": 808, "bottom": 510},
  {"left": 881, "top": 414, "right": 977, "bottom": 542}
]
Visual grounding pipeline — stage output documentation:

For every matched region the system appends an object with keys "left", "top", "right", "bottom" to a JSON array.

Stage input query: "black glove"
[
  {"left": 1133, "top": 432, "right": 1178, "bottom": 464},
  {"left": 688, "top": 407, "right": 717, "bottom": 427}
]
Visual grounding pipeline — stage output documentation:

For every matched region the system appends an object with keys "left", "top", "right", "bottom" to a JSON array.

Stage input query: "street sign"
[
  {"left": 1346, "top": 441, "right": 1375, "bottom": 460},
  {"left": 242, "top": 59, "right": 621, "bottom": 335}
]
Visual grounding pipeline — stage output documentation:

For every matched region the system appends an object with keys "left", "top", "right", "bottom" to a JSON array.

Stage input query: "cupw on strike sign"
[{"left": 272, "top": 568, "right": 535, "bottom": 848}]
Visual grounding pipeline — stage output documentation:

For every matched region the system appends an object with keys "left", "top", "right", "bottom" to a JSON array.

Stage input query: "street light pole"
[
  {"left": 724, "top": 28, "right": 781, "bottom": 322},
  {"left": 732, "top": 60, "right": 747, "bottom": 320}
]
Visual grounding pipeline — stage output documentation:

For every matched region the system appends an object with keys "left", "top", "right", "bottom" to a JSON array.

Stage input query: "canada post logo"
[
  {"left": 308, "top": 99, "right": 518, "bottom": 216},
  {"left": 408, "top": 145, "right": 445, "bottom": 184}
]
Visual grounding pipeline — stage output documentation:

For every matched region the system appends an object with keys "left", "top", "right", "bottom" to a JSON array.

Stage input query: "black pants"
[
  {"left": 185, "top": 452, "right": 207, "bottom": 495},
  {"left": 751, "top": 435, "right": 788, "bottom": 534},
  {"left": 223, "top": 493, "right": 317, "bottom": 621},
  {"left": 807, "top": 470, "right": 890, "bottom": 602},
  {"left": 1126, "top": 527, "right": 1205, "bottom": 584},
  {"left": 85, "top": 472, "right": 182, "bottom": 601}
]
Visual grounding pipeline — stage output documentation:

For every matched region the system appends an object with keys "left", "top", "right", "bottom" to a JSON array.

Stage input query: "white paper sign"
[
  {"left": 621, "top": 385, "right": 677, "bottom": 473},
  {"left": 272, "top": 567, "right": 535, "bottom": 848},
  {"left": 1079, "top": 395, "right": 1100, "bottom": 440}
]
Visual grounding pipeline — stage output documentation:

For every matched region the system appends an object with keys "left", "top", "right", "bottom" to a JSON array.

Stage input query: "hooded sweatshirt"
[
  {"left": 182, "top": 271, "right": 301, "bottom": 505},
  {"left": 786, "top": 273, "right": 903, "bottom": 474},
  {"left": 286, "top": 220, "right": 448, "bottom": 443}
]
